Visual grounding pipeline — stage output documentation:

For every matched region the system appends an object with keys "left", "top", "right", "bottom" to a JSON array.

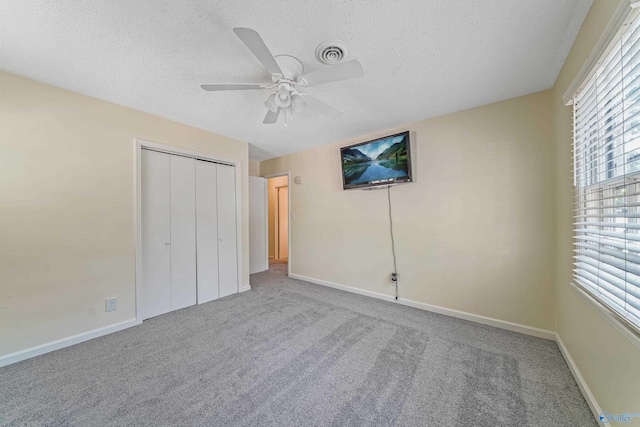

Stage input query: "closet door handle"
[
  {"left": 165, "top": 242, "right": 171, "bottom": 246},
  {"left": 218, "top": 238, "right": 223, "bottom": 242}
]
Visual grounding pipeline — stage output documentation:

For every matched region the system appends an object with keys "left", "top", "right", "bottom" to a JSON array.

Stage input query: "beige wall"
[
  {"left": 249, "top": 160, "right": 260, "bottom": 177},
  {"left": 262, "top": 90, "right": 556, "bottom": 331},
  {"left": 267, "top": 176, "right": 288, "bottom": 258},
  {"left": 553, "top": 0, "right": 640, "bottom": 415},
  {"left": 0, "top": 72, "right": 250, "bottom": 357}
]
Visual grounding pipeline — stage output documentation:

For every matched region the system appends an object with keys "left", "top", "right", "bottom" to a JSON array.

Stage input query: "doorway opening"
[{"left": 267, "top": 175, "right": 288, "bottom": 272}]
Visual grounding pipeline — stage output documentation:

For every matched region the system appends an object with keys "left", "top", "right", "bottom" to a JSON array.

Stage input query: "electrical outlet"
[
  {"left": 391, "top": 272, "right": 398, "bottom": 285},
  {"left": 105, "top": 297, "right": 117, "bottom": 312}
]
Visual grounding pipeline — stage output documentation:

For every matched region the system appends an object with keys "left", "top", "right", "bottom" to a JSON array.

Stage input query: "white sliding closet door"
[
  {"left": 217, "top": 163, "right": 238, "bottom": 298},
  {"left": 140, "top": 145, "right": 239, "bottom": 320},
  {"left": 170, "top": 155, "right": 197, "bottom": 310},
  {"left": 141, "top": 150, "right": 172, "bottom": 319},
  {"left": 196, "top": 160, "right": 219, "bottom": 304}
]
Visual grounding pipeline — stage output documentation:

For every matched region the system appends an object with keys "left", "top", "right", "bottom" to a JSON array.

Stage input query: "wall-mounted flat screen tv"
[{"left": 341, "top": 131, "right": 412, "bottom": 190}]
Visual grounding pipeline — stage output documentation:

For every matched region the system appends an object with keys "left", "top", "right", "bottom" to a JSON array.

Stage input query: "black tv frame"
[{"left": 340, "top": 131, "right": 413, "bottom": 190}]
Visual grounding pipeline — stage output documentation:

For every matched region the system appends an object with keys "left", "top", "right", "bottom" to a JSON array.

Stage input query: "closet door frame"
[{"left": 134, "top": 139, "right": 246, "bottom": 322}]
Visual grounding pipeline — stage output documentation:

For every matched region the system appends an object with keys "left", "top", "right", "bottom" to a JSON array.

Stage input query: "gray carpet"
[{"left": 0, "top": 265, "right": 596, "bottom": 426}]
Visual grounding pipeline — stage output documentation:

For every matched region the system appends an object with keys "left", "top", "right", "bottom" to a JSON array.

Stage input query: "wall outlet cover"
[{"left": 105, "top": 297, "right": 117, "bottom": 312}]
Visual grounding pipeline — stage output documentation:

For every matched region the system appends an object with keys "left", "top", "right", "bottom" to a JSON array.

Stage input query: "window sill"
[{"left": 570, "top": 282, "right": 640, "bottom": 351}]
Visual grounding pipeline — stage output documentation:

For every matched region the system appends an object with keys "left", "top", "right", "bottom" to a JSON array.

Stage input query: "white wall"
[
  {"left": 249, "top": 176, "right": 267, "bottom": 274},
  {"left": 553, "top": 0, "right": 640, "bottom": 415},
  {"left": 0, "top": 72, "right": 250, "bottom": 357},
  {"left": 261, "top": 90, "right": 556, "bottom": 331}
]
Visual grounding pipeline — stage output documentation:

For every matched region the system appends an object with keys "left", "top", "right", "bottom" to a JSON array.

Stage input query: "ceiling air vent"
[{"left": 315, "top": 40, "right": 349, "bottom": 64}]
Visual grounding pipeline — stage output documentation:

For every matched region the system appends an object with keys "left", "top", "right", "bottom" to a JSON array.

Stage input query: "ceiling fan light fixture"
[
  {"left": 275, "top": 86, "right": 291, "bottom": 108},
  {"left": 201, "top": 28, "right": 360, "bottom": 125},
  {"left": 264, "top": 93, "right": 278, "bottom": 113}
]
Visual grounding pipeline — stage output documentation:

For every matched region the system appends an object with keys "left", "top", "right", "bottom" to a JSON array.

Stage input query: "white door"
[
  {"left": 217, "top": 164, "right": 238, "bottom": 298},
  {"left": 140, "top": 147, "right": 239, "bottom": 318},
  {"left": 141, "top": 150, "right": 171, "bottom": 319},
  {"left": 278, "top": 186, "right": 288, "bottom": 260},
  {"left": 249, "top": 176, "right": 267, "bottom": 274},
  {"left": 169, "top": 155, "right": 197, "bottom": 311},
  {"left": 196, "top": 160, "right": 220, "bottom": 304}
]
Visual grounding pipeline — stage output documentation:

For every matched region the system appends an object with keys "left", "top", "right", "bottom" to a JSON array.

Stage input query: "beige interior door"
[{"left": 277, "top": 186, "right": 288, "bottom": 260}]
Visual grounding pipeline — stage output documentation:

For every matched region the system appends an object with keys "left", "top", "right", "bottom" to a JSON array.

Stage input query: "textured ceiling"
[{"left": 0, "top": 0, "right": 593, "bottom": 161}]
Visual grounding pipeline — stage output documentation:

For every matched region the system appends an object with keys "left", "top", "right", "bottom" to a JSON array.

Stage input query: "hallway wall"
[{"left": 267, "top": 176, "right": 288, "bottom": 258}]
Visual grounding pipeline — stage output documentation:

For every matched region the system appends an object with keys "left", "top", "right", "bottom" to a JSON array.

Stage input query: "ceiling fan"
[{"left": 201, "top": 28, "right": 364, "bottom": 125}]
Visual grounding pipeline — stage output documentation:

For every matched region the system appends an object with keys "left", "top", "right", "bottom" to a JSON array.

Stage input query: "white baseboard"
[
  {"left": 0, "top": 318, "right": 141, "bottom": 368},
  {"left": 2, "top": 285, "right": 251, "bottom": 368},
  {"left": 289, "top": 273, "right": 556, "bottom": 341},
  {"left": 396, "top": 298, "right": 556, "bottom": 340},
  {"left": 556, "top": 334, "right": 603, "bottom": 423},
  {"left": 290, "top": 273, "right": 396, "bottom": 302}
]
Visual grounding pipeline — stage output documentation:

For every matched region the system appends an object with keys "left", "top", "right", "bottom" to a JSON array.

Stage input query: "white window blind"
[{"left": 573, "top": 8, "right": 640, "bottom": 331}]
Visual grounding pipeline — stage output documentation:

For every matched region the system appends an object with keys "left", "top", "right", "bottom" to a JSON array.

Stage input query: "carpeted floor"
[{"left": 0, "top": 264, "right": 596, "bottom": 426}]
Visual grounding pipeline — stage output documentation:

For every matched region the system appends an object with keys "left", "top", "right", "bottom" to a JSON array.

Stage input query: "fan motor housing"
[{"left": 274, "top": 55, "right": 304, "bottom": 81}]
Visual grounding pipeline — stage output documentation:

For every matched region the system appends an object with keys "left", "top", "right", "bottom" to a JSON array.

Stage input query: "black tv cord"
[{"left": 388, "top": 185, "right": 398, "bottom": 300}]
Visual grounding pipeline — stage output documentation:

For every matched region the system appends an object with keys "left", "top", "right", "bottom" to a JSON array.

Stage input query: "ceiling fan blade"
[
  {"left": 233, "top": 27, "right": 283, "bottom": 77},
  {"left": 263, "top": 108, "right": 280, "bottom": 124},
  {"left": 304, "top": 94, "right": 343, "bottom": 119},
  {"left": 297, "top": 59, "right": 364, "bottom": 87},
  {"left": 200, "top": 83, "right": 265, "bottom": 91}
]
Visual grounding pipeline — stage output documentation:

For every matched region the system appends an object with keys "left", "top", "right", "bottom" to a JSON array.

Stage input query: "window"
[{"left": 573, "top": 8, "right": 640, "bottom": 331}]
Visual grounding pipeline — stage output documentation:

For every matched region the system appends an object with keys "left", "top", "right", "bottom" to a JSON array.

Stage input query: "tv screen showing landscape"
[{"left": 341, "top": 131, "right": 412, "bottom": 190}]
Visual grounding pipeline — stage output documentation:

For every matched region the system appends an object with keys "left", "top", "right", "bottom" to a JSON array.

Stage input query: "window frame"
[{"left": 571, "top": 5, "right": 640, "bottom": 338}]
